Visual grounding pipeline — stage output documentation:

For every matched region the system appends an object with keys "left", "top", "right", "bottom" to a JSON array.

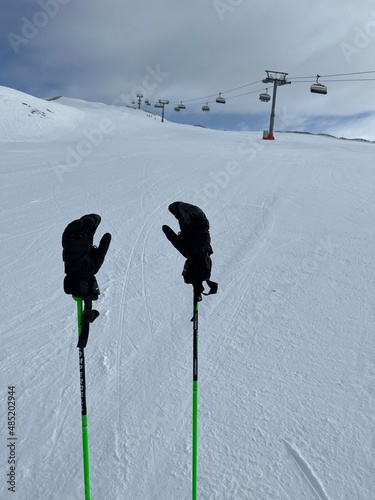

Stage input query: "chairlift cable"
[
  {"left": 186, "top": 86, "right": 268, "bottom": 106},
  {"left": 292, "top": 78, "right": 375, "bottom": 83},
  {"left": 319, "top": 77, "right": 375, "bottom": 82},
  {"left": 224, "top": 87, "right": 268, "bottom": 100},
  {"left": 219, "top": 79, "right": 263, "bottom": 94},
  {"left": 170, "top": 79, "right": 263, "bottom": 105},
  {"left": 289, "top": 70, "right": 375, "bottom": 80},
  {"left": 320, "top": 70, "right": 375, "bottom": 78},
  {"left": 148, "top": 70, "right": 375, "bottom": 111},
  {"left": 173, "top": 87, "right": 266, "bottom": 108}
]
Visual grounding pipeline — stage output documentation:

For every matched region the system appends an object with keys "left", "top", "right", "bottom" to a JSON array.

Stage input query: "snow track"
[{"left": 283, "top": 440, "right": 331, "bottom": 500}]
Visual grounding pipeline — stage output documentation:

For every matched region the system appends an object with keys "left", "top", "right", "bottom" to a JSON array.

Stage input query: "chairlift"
[
  {"left": 154, "top": 103, "right": 163, "bottom": 108},
  {"left": 310, "top": 75, "right": 327, "bottom": 95},
  {"left": 178, "top": 102, "right": 186, "bottom": 110},
  {"left": 145, "top": 99, "right": 151, "bottom": 106},
  {"left": 202, "top": 102, "right": 210, "bottom": 112},
  {"left": 216, "top": 93, "right": 226, "bottom": 104},
  {"left": 259, "top": 89, "right": 271, "bottom": 102},
  {"left": 174, "top": 106, "right": 181, "bottom": 112}
]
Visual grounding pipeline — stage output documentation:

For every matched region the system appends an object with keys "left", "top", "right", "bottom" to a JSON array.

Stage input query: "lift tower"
[
  {"left": 262, "top": 70, "right": 291, "bottom": 140},
  {"left": 155, "top": 99, "right": 169, "bottom": 122},
  {"left": 136, "top": 93, "right": 143, "bottom": 109}
]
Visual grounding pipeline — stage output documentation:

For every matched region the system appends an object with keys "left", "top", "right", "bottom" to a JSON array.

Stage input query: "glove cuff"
[
  {"left": 63, "top": 274, "right": 100, "bottom": 300},
  {"left": 182, "top": 254, "right": 212, "bottom": 284}
]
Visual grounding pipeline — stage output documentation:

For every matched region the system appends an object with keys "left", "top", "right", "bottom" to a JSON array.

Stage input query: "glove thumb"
[
  {"left": 162, "top": 225, "right": 190, "bottom": 258},
  {"left": 162, "top": 225, "right": 178, "bottom": 245},
  {"left": 92, "top": 232, "right": 111, "bottom": 274}
]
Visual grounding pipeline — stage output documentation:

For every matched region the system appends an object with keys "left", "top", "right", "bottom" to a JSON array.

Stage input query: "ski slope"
[{"left": 1, "top": 86, "right": 375, "bottom": 500}]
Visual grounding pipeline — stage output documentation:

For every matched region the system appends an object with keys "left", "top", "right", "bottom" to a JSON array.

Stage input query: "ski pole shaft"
[
  {"left": 192, "top": 296, "right": 199, "bottom": 500},
  {"left": 74, "top": 297, "right": 91, "bottom": 500}
]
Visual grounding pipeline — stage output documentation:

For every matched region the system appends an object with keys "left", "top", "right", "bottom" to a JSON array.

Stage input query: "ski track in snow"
[
  {"left": 108, "top": 157, "right": 190, "bottom": 491},
  {"left": 115, "top": 205, "right": 164, "bottom": 454},
  {"left": 283, "top": 440, "right": 331, "bottom": 500}
]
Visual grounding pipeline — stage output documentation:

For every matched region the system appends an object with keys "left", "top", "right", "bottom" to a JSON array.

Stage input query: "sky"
[{"left": 1, "top": 0, "right": 375, "bottom": 139}]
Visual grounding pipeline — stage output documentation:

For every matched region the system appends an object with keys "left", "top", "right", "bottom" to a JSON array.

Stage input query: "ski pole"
[
  {"left": 62, "top": 214, "right": 111, "bottom": 500},
  {"left": 161, "top": 202, "right": 218, "bottom": 499},
  {"left": 74, "top": 296, "right": 91, "bottom": 500},
  {"left": 192, "top": 293, "right": 199, "bottom": 500}
]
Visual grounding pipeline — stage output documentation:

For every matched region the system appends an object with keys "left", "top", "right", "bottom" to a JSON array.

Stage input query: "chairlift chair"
[
  {"left": 145, "top": 99, "right": 151, "bottom": 105},
  {"left": 259, "top": 89, "right": 271, "bottom": 102},
  {"left": 178, "top": 102, "right": 186, "bottom": 109},
  {"left": 174, "top": 106, "right": 180, "bottom": 111},
  {"left": 202, "top": 103, "right": 210, "bottom": 112},
  {"left": 216, "top": 93, "right": 226, "bottom": 104},
  {"left": 310, "top": 75, "right": 327, "bottom": 95}
]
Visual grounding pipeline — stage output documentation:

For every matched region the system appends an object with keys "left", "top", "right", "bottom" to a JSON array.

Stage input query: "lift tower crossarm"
[{"left": 262, "top": 70, "right": 290, "bottom": 85}]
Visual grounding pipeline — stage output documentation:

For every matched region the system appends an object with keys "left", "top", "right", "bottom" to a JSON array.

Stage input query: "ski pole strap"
[
  {"left": 76, "top": 297, "right": 100, "bottom": 349},
  {"left": 193, "top": 280, "right": 218, "bottom": 302},
  {"left": 202, "top": 279, "right": 218, "bottom": 296}
]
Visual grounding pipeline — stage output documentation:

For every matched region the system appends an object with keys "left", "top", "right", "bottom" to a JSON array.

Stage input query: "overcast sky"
[{"left": 2, "top": 0, "right": 375, "bottom": 139}]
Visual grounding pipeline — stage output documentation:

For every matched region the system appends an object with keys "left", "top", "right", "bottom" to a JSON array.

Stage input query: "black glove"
[
  {"left": 162, "top": 202, "right": 217, "bottom": 296},
  {"left": 62, "top": 214, "right": 111, "bottom": 300}
]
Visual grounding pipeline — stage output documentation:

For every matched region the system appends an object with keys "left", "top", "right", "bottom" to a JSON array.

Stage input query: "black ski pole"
[
  {"left": 74, "top": 296, "right": 91, "bottom": 499},
  {"left": 192, "top": 290, "right": 199, "bottom": 500}
]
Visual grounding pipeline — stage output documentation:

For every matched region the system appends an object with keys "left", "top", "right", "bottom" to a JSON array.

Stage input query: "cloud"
[
  {"left": 2, "top": 0, "right": 375, "bottom": 136},
  {"left": 322, "top": 112, "right": 375, "bottom": 141}
]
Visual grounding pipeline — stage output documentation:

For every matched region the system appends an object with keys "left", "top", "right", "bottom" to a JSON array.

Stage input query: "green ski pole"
[
  {"left": 192, "top": 293, "right": 199, "bottom": 500},
  {"left": 62, "top": 214, "right": 111, "bottom": 500},
  {"left": 74, "top": 296, "right": 91, "bottom": 500}
]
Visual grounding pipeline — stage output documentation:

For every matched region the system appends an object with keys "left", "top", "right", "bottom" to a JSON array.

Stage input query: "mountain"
[{"left": 1, "top": 86, "right": 374, "bottom": 499}]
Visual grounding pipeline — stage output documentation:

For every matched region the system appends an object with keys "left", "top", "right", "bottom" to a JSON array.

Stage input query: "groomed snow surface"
[{"left": 1, "top": 86, "right": 374, "bottom": 499}]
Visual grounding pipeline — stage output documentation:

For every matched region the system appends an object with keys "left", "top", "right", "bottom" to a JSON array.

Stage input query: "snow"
[{"left": 1, "top": 85, "right": 374, "bottom": 499}]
